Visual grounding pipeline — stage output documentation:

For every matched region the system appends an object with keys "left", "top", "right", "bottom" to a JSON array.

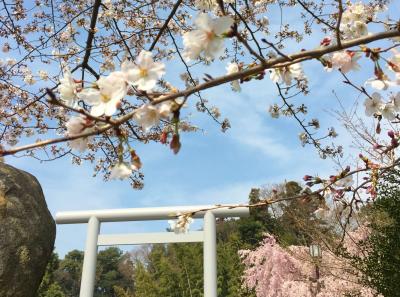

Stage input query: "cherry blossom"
[
  {"left": 38, "top": 70, "right": 49, "bottom": 81},
  {"left": 340, "top": 2, "right": 379, "bottom": 40},
  {"left": 365, "top": 77, "right": 395, "bottom": 90},
  {"left": 270, "top": 63, "right": 304, "bottom": 86},
  {"left": 330, "top": 51, "right": 360, "bottom": 73},
  {"left": 226, "top": 62, "right": 241, "bottom": 92},
  {"left": 380, "top": 102, "right": 396, "bottom": 120},
  {"left": 79, "top": 71, "right": 127, "bottom": 117},
  {"left": 133, "top": 104, "right": 160, "bottom": 132},
  {"left": 109, "top": 162, "right": 134, "bottom": 180},
  {"left": 65, "top": 116, "right": 93, "bottom": 152},
  {"left": 121, "top": 50, "right": 165, "bottom": 91},
  {"left": 299, "top": 132, "right": 308, "bottom": 146},
  {"left": 6, "top": 58, "right": 16, "bottom": 66},
  {"left": 269, "top": 104, "right": 280, "bottom": 118},
  {"left": 158, "top": 101, "right": 175, "bottom": 118},
  {"left": 168, "top": 213, "right": 193, "bottom": 234},
  {"left": 23, "top": 74, "right": 35, "bottom": 85},
  {"left": 183, "top": 13, "right": 234, "bottom": 61},
  {"left": 364, "top": 93, "right": 383, "bottom": 116},
  {"left": 58, "top": 67, "right": 79, "bottom": 106}
]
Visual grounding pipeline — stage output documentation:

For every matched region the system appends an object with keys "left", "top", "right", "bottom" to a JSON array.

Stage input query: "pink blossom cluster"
[{"left": 240, "top": 234, "right": 379, "bottom": 297}]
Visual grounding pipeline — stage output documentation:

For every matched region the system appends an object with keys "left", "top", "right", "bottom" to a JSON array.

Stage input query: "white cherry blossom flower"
[
  {"left": 79, "top": 71, "right": 127, "bottom": 117},
  {"left": 109, "top": 162, "right": 136, "bottom": 180},
  {"left": 299, "top": 132, "right": 308, "bottom": 146},
  {"left": 364, "top": 92, "right": 383, "bottom": 116},
  {"left": 65, "top": 116, "right": 93, "bottom": 152},
  {"left": 59, "top": 24, "right": 75, "bottom": 43},
  {"left": 60, "top": 31, "right": 72, "bottom": 43},
  {"left": 38, "top": 70, "right": 49, "bottom": 81},
  {"left": 6, "top": 58, "right": 16, "bottom": 66},
  {"left": 270, "top": 63, "right": 304, "bottom": 86},
  {"left": 183, "top": 13, "right": 233, "bottom": 61},
  {"left": 168, "top": 213, "right": 194, "bottom": 234},
  {"left": 365, "top": 77, "right": 394, "bottom": 90},
  {"left": 268, "top": 104, "right": 280, "bottom": 118},
  {"left": 226, "top": 62, "right": 241, "bottom": 92},
  {"left": 134, "top": 104, "right": 161, "bottom": 132},
  {"left": 261, "top": 16, "right": 269, "bottom": 26},
  {"left": 352, "top": 21, "right": 368, "bottom": 37},
  {"left": 2, "top": 43, "right": 10, "bottom": 53},
  {"left": 121, "top": 50, "right": 165, "bottom": 91},
  {"left": 328, "top": 127, "right": 338, "bottom": 138},
  {"left": 380, "top": 102, "right": 396, "bottom": 120},
  {"left": 58, "top": 67, "right": 78, "bottom": 106},
  {"left": 23, "top": 74, "right": 36, "bottom": 85},
  {"left": 331, "top": 51, "right": 360, "bottom": 73},
  {"left": 158, "top": 101, "right": 175, "bottom": 118}
]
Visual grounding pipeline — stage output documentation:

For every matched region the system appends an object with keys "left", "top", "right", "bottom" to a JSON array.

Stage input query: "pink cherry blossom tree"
[{"left": 240, "top": 232, "right": 379, "bottom": 297}]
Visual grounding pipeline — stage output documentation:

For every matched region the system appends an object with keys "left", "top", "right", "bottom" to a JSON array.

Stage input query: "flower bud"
[
  {"left": 160, "top": 131, "right": 168, "bottom": 144},
  {"left": 320, "top": 37, "right": 331, "bottom": 47},
  {"left": 388, "top": 130, "right": 395, "bottom": 138},
  {"left": 170, "top": 134, "right": 181, "bottom": 154},
  {"left": 130, "top": 150, "right": 142, "bottom": 170}
]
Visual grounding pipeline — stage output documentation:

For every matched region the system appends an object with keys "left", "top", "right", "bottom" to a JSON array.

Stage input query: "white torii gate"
[{"left": 55, "top": 205, "right": 249, "bottom": 297}]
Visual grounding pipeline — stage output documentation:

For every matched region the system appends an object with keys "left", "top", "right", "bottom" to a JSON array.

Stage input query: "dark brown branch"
[
  {"left": 336, "top": 0, "right": 344, "bottom": 47},
  {"left": 82, "top": 0, "right": 102, "bottom": 68},
  {"left": 148, "top": 0, "right": 183, "bottom": 51}
]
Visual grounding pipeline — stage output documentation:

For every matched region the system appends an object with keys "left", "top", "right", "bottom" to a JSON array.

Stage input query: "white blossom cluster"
[
  {"left": 340, "top": 1, "right": 383, "bottom": 40},
  {"left": 168, "top": 213, "right": 194, "bottom": 234},
  {"left": 364, "top": 92, "right": 400, "bottom": 120}
]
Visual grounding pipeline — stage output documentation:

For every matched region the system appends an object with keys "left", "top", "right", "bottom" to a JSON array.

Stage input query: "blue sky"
[{"left": 4, "top": 1, "right": 400, "bottom": 257}]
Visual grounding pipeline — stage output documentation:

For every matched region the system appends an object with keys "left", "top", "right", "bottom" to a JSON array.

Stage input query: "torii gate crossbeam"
[{"left": 55, "top": 205, "right": 249, "bottom": 297}]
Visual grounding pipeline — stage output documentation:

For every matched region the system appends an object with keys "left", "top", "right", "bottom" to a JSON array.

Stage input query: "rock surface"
[{"left": 0, "top": 162, "right": 55, "bottom": 297}]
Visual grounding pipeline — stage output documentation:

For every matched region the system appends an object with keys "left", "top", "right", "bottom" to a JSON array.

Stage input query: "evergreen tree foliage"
[
  {"left": 37, "top": 252, "right": 66, "bottom": 297},
  {"left": 356, "top": 168, "right": 400, "bottom": 296},
  {"left": 57, "top": 250, "right": 84, "bottom": 297}
]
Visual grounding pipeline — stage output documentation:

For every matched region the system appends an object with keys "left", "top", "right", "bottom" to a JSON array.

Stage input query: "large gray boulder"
[{"left": 0, "top": 162, "right": 55, "bottom": 297}]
